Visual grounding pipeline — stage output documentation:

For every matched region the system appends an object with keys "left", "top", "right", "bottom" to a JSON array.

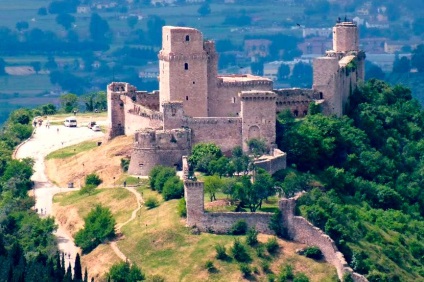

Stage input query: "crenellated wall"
[
  {"left": 208, "top": 77, "right": 273, "bottom": 117},
  {"left": 275, "top": 88, "right": 319, "bottom": 117}
]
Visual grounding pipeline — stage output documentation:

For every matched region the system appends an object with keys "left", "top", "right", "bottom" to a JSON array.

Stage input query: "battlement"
[
  {"left": 134, "top": 128, "right": 191, "bottom": 150},
  {"left": 217, "top": 76, "right": 273, "bottom": 88},
  {"left": 188, "top": 117, "right": 241, "bottom": 125},
  {"left": 239, "top": 90, "right": 277, "bottom": 101},
  {"left": 108, "top": 82, "right": 137, "bottom": 93},
  {"left": 184, "top": 180, "right": 204, "bottom": 188}
]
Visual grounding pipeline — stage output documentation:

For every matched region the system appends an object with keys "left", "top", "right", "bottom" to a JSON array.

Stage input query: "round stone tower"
[{"left": 333, "top": 22, "right": 358, "bottom": 53}]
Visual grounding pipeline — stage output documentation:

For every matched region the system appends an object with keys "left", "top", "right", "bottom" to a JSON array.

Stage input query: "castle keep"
[{"left": 107, "top": 22, "right": 364, "bottom": 175}]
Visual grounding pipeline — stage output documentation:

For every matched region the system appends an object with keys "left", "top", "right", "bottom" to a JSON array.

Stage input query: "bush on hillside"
[
  {"left": 265, "top": 237, "right": 279, "bottom": 255},
  {"left": 145, "top": 196, "right": 159, "bottom": 209},
  {"left": 245, "top": 228, "right": 259, "bottom": 246},
  {"left": 79, "top": 184, "right": 96, "bottom": 195},
  {"left": 162, "top": 176, "right": 184, "bottom": 200},
  {"left": 85, "top": 173, "right": 102, "bottom": 187},
  {"left": 231, "top": 239, "right": 250, "bottom": 262},
  {"left": 108, "top": 261, "right": 145, "bottom": 282},
  {"left": 215, "top": 244, "right": 227, "bottom": 260},
  {"left": 149, "top": 165, "right": 176, "bottom": 192},
  {"left": 230, "top": 220, "right": 248, "bottom": 235},
  {"left": 75, "top": 205, "right": 115, "bottom": 253},
  {"left": 120, "top": 158, "right": 130, "bottom": 172},
  {"left": 177, "top": 198, "right": 187, "bottom": 217},
  {"left": 302, "top": 246, "right": 323, "bottom": 260}
]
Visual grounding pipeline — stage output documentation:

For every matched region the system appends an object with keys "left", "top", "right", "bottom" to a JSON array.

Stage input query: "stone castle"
[{"left": 107, "top": 21, "right": 365, "bottom": 175}]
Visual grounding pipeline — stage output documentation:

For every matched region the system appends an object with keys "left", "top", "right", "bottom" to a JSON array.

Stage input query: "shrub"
[
  {"left": 162, "top": 176, "right": 184, "bottom": 200},
  {"left": 245, "top": 228, "right": 259, "bottom": 246},
  {"left": 108, "top": 261, "right": 145, "bottom": 282},
  {"left": 147, "top": 275, "right": 165, "bottom": 282},
  {"left": 230, "top": 220, "right": 248, "bottom": 235},
  {"left": 79, "top": 184, "right": 96, "bottom": 195},
  {"left": 239, "top": 263, "right": 251, "bottom": 277},
  {"left": 215, "top": 244, "right": 227, "bottom": 260},
  {"left": 261, "top": 260, "right": 271, "bottom": 273},
  {"left": 120, "top": 158, "right": 130, "bottom": 172},
  {"left": 177, "top": 198, "right": 187, "bottom": 217},
  {"left": 303, "top": 246, "right": 322, "bottom": 260},
  {"left": 256, "top": 245, "right": 267, "bottom": 258},
  {"left": 149, "top": 165, "right": 176, "bottom": 192},
  {"left": 343, "top": 273, "right": 354, "bottom": 282},
  {"left": 293, "top": 272, "right": 310, "bottom": 282},
  {"left": 75, "top": 205, "right": 115, "bottom": 253},
  {"left": 204, "top": 260, "right": 215, "bottom": 272},
  {"left": 145, "top": 197, "right": 159, "bottom": 209},
  {"left": 85, "top": 173, "right": 102, "bottom": 187},
  {"left": 265, "top": 237, "right": 279, "bottom": 255},
  {"left": 278, "top": 264, "right": 294, "bottom": 281},
  {"left": 231, "top": 239, "right": 250, "bottom": 262},
  {"left": 269, "top": 210, "right": 286, "bottom": 238}
]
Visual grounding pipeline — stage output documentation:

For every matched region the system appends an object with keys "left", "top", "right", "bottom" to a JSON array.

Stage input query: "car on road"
[
  {"left": 92, "top": 124, "right": 101, "bottom": 131},
  {"left": 87, "top": 121, "right": 96, "bottom": 129},
  {"left": 64, "top": 117, "right": 77, "bottom": 127}
]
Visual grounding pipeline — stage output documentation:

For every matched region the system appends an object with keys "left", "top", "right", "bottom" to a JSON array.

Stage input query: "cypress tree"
[
  {"left": 56, "top": 252, "right": 64, "bottom": 281},
  {"left": 74, "top": 253, "right": 83, "bottom": 281},
  {"left": 64, "top": 262, "right": 73, "bottom": 282},
  {"left": 84, "top": 267, "right": 88, "bottom": 282},
  {"left": 61, "top": 252, "right": 66, "bottom": 274}
]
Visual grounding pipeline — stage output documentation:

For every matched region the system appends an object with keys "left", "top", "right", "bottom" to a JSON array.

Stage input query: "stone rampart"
[
  {"left": 122, "top": 96, "right": 163, "bottom": 135},
  {"left": 201, "top": 212, "right": 273, "bottom": 234},
  {"left": 279, "top": 197, "right": 368, "bottom": 282},
  {"left": 274, "top": 88, "right": 318, "bottom": 117},
  {"left": 187, "top": 117, "right": 242, "bottom": 153},
  {"left": 254, "top": 148, "right": 287, "bottom": 175},
  {"left": 134, "top": 90, "right": 160, "bottom": 110}
]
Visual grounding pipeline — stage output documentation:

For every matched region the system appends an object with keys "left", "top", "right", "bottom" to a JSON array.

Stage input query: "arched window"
[
  {"left": 185, "top": 35, "right": 190, "bottom": 41},
  {"left": 184, "top": 63, "right": 188, "bottom": 70}
]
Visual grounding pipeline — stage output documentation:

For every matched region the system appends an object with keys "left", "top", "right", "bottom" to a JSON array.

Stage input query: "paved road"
[{"left": 15, "top": 124, "right": 104, "bottom": 268}]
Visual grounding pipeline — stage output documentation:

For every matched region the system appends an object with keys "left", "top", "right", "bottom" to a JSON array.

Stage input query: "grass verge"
[{"left": 46, "top": 140, "right": 99, "bottom": 160}]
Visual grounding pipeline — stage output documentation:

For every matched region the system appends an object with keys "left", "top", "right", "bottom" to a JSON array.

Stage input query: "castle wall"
[
  {"left": 188, "top": 117, "right": 242, "bottom": 153},
  {"left": 122, "top": 95, "right": 163, "bottom": 135},
  {"left": 279, "top": 198, "right": 368, "bottom": 282},
  {"left": 134, "top": 90, "right": 160, "bottom": 111},
  {"left": 275, "top": 89, "right": 318, "bottom": 117},
  {"left": 201, "top": 212, "right": 273, "bottom": 234},
  {"left": 208, "top": 80, "right": 273, "bottom": 117},
  {"left": 254, "top": 148, "right": 287, "bottom": 175}
]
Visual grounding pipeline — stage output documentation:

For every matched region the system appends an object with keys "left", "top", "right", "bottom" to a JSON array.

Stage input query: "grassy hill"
[{"left": 49, "top": 135, "right": 338, "bottom": 281}]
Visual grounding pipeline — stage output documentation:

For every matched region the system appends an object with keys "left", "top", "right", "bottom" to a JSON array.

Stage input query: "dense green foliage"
[
  {"left": 74, "top": 204, "right": 116, "bottom": 253},
  {"left": 85, "top": 173, "right": 102, "bottom": 187},
  {"left": 0, "top": 108, "right": 94, "bottom": 280},
  {"left": 107, "top": 261, "right": 145, "bottom": 282},
  {"left": 149, "top": 166, "right": 183, "bottom": 201},
  {"left": 277, "top": 80, "right": 424, "bottom": 280}
]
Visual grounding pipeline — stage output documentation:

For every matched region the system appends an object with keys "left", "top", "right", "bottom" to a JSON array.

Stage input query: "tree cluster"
[
  {"left": 148, "top": 166, "right": 184, "bottom": 200},
  {"left": 278, "top": 80, "right": 424, "bottom": 280}
]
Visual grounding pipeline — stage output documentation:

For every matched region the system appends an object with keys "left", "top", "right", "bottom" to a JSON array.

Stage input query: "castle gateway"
[{"left": 107, "top": 22, "right": 364, "bottom": 175}]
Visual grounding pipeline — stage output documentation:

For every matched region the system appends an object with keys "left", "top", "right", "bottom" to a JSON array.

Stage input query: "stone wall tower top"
[
  {"left": 159, "top": 26, "right": 208, "bottom": 117},
  {"left": 332, "top": 22, "right": 358, "bottom": 53}
]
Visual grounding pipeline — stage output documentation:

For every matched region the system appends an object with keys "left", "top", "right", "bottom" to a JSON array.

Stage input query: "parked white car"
[
  {"left": 92, "top": 124, "right": 101, "bottom": 131},
  {"left": 64, "top": 117, "right": 77, "bottom": 127}
]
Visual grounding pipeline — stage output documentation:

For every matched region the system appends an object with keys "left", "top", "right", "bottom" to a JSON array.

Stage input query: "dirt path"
[
  {"left": 109, "top": 186, "right": 144, "bottom": 263},
  {"left": 15, "top": 124, "right": 103, "bottom": 269}
]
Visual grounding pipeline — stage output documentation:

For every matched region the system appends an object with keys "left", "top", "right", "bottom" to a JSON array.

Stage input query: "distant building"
[
  {"left": 77, "top": 6, "right": 91, "bottom": 14},
  {"left": 244, "top": 39, "right": 272, "bottom": 58},
  {"left": 384, "top": 41, "right": 418, "bottom": 54},
  {"left": 302, "top": 28, "right": 332, "bottom": 38},
  {"left": 360, "top": 37, "right": 386, "bottom": 54},
  {"left": 298, "top": 37, "right": 332, "bottom": 55}
]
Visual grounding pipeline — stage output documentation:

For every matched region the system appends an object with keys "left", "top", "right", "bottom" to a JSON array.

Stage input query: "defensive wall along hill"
[{"left": 181, "top": 156, "right": 367, "bottom": 282}]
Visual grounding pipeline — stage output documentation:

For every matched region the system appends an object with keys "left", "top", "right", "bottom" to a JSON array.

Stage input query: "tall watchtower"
[
  {"left": 159, "top": 26, "right": 208, "bottom": 117},
  {"left": 239, "top": 91, "right": 277, "bottom": 152},
  {"left": 333, "top": 22, "right": 358, "bottom": 53}
]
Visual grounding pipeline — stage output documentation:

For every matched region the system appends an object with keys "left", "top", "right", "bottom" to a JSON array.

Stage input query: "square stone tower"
[
  {"left": 333, "top": 22, "right": 358, "bottom": 52},
  {"left": 159, "top": 26, "right": 208, "bottom": 117},
  {"left": 239, "top": 90, "right": 277, "bottom": 152}
]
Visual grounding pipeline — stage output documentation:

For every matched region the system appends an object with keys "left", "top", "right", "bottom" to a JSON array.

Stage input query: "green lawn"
[{"left": 46, "top": 140, "right": 98, "bottom": 160}]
